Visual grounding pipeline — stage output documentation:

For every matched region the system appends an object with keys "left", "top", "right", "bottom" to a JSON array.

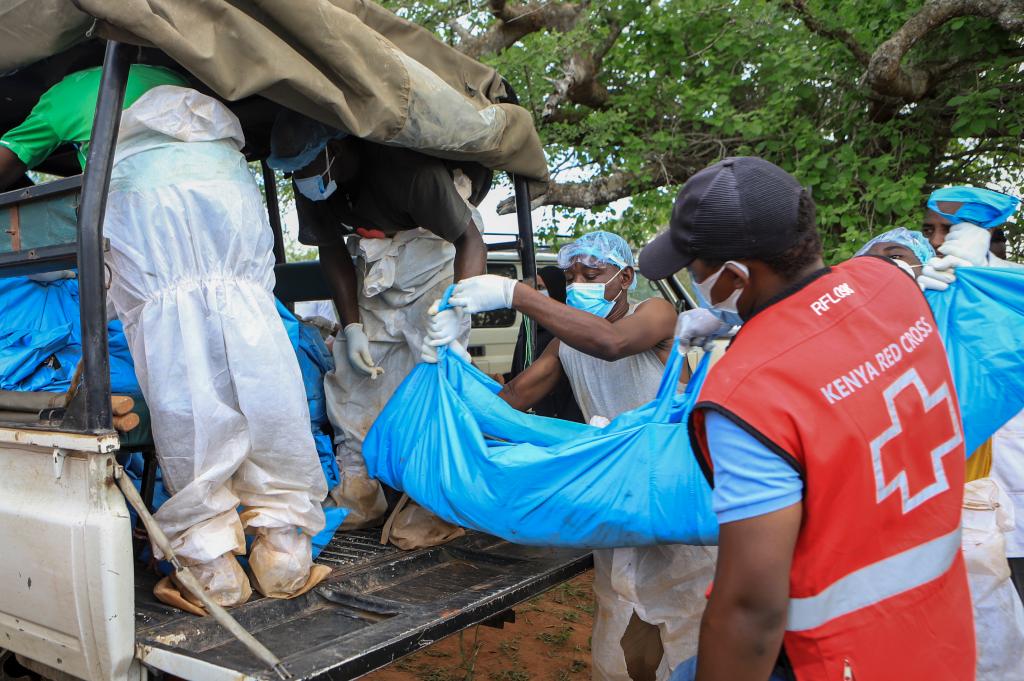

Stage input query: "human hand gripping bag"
[{"left": 364, "top": 290, "right": 718, "bottom": 548}]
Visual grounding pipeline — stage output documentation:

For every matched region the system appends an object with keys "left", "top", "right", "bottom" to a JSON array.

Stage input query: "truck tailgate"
[{"left": 135, "top": 530, "right": 591, "bottom": 681}]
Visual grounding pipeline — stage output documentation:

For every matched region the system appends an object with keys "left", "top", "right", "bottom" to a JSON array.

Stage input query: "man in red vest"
[{"left": 640, "top": 157, "right": 974, "bottom": 681}]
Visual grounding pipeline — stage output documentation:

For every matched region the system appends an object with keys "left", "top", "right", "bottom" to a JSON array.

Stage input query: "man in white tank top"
[{"left": 426, "top": 231, "right": 717, "bottom": 681}]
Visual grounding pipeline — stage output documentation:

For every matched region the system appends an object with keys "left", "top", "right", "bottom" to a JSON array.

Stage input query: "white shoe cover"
[
  {"left": 185, "top": 553, "right": 252, "bottom": 607},
  {"left": 249, "top": 528, "right": 313, "bottom": 598}
]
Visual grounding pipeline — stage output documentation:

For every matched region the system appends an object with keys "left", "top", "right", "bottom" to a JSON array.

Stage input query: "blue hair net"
[
  {"left": 856, "top": 227, "right": 935, "bottom": 265},
  {"left": 267, "top": 110, "right": 346, "bottom": 173},
  {"left": 927, "top": 186, "right": 1020, "bottom": 228},
  {"left": 557, "top": 231, "right": 637, "bottom": 290}
]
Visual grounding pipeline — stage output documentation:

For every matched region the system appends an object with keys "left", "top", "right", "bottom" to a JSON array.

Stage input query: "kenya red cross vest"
[{"left": 691, "top": 257, "right": 974, "bottom": 681}]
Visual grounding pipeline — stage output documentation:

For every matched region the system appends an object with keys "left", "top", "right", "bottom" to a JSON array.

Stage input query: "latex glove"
[
  {"left": 425, "top": 302, "right": 467, "bottom": 348},
  {"left": 918, "top": 257, "right": 958, "bottom": 292},
  {"left": 343, "top": 323, "right": 384, "bottom": 379},
  {"left": 918, "top": 272, "right": 951, "bottom": 292},
  {"left": 926, "top": 254, "right": 972, "bottom": 273},
  {"left": 420, "top": 339, "right": 472, "bottom": 364},
  {"left": 674, "top": 308, "right": 731, "bottom": 349},
  {"left": 448, "top": 275, "right": 517, "bottom": 314},
  {"left": 938, "top": 222, "right": 991, "bottom": 267},
  {"left": 588, "top": 415, "right": 611, "bottom": 428}
]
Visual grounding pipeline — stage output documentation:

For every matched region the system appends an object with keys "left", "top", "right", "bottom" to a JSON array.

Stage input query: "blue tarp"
[
  {"left": 364, "top": 331, "right": 718, "bottom": 549},
  {"left": 0, "top": 277, "right": 138, "bottom": 393},
  {"left": 277, "top": 301, "right": 341, "bottom": 491},
  {"left": 927, "top": 267, "right": 1024, "bottom": 455}
]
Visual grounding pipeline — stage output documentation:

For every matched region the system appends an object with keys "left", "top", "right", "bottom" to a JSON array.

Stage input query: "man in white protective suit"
[
  {"left": 267, "top": 112, "right": 490, "bottom": 541},
  {"left": 0, "top": 66, "right": 329, "bottom": 608},
  {"left": 425, "top": 231, "right": 718, "bottom": 681}
]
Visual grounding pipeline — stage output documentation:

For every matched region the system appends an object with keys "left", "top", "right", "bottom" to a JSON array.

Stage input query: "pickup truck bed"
[{"left": 135, "top": 529, "right": 592, "bottom": 681}]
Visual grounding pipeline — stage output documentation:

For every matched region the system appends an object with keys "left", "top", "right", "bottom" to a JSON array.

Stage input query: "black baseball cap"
[{"left": 639, "top": 157, "right": 807, "bottom": 280}]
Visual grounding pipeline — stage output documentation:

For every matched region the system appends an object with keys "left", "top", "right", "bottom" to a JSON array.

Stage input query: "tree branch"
[
  {"left": 495, "top": 170, "right": 650, "bottom": 214},
  {"left": 455, "top": 1, "right": 584, "bottom": 58},
  {"left": 497, "top": 144, "right": 732, "bottom": 213},
  {"left": 779, "top": 0, "right": 871, "bottom": 66},
  {"left": 864, "top": 0, "right": 1024, "bottom": 100},
  {"left": 541, "top": 20, "right": 624, "bottom": 121}
]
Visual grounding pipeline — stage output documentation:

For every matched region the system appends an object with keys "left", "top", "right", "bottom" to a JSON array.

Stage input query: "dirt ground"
[{"left": 366, "top": 572, "right": 596, "bottom": 681}]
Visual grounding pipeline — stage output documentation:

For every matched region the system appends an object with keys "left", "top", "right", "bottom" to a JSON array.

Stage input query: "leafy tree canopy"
[{"left": 382, "top": 0, "right": 1024, "bottom": 260}]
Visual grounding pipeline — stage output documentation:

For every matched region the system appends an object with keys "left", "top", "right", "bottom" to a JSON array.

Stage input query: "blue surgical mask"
[
  {"left": 566, "top": 268, "right": 624, "bottom": 318},
  {"left": 294, "top": 148, "right": 337, "bottom": 202},
  {"left": 692, "top": 261, "right": 748, "bottom": 328}
]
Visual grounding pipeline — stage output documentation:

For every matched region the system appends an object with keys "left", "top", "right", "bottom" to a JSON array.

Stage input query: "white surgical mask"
[
  {"left": 694, "top": 261, "right": 748, "bottom": 326},
  {"left": 894, "top": 259, "right": 919, "bottom": 279},
  {"left": 295, "top": 148, "right": 337, "bottom": 202}
]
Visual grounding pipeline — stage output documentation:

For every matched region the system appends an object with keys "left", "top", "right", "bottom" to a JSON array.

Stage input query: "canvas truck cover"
[{"left": 0, "top": 0, "right": 549, "bottom": 184}]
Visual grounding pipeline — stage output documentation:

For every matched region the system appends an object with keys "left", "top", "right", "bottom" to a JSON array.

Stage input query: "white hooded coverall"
[{"left": 105, "top": 86, "right": 327, "bottom": 601}]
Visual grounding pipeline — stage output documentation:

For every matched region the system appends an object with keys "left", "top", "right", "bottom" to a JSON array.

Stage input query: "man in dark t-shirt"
[{"left": 270, "top": 114, "right": 490, "bottom": 378}]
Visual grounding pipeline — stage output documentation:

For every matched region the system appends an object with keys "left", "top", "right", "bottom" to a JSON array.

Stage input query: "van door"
[{"left": 466, "top": 261, "right": 522, "bottom": 376}]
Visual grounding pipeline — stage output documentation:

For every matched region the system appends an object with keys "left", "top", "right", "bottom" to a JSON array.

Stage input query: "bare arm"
[
  {"left": 511, "top": 285, "right": 677, "bottom": 361},
  {"left": 696, "top": 502, "right": 802, "bottom": 681},
  {"left": 453, "top": 218, "right": 486, "bottom": 281},
  {"left": 318, "top": 242, "right": 360, "bottom": 327},
  {"left": 499, "top": 340, "right": 565, "bottom": 412},
  {"left": 0, "top": 147, "right": 27, "bottom": 191}
]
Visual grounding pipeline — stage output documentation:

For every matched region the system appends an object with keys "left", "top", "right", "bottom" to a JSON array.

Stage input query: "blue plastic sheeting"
[
  {"left": 312, "top": 507, "right": 349, "bottom": 559},
  {"left": 927, "top": 187, "right": 1020, "bottom": 228},
  {"left": 927, "top": 267, "right": 1024, "bottom": 455},
  {"left": 365, "top": 337, "right": 718, "bottom": 548},
  {"left": 277, "top": 301, "right": 341, "bottom": 491},
  {"left": 0, "top": 277, "right": 137, "bottom": 393}
]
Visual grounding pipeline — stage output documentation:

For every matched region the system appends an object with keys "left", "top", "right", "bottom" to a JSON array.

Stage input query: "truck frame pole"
[
  {"left": 510, "top": 172, "right": 538, "bottom": 365},
  {"left": 77, "top": 41, "right": 131, "bottom": 432},
  {"left": 499, "top": 81, "right": 539, "bottom": 366},
  {"left": 262, "top": 160, "right": 287, "bottom": 264}
]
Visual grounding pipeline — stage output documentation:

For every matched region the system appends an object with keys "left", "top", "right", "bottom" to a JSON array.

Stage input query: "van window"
[
  {"left": 631, "top": 273, "right": 662, "bottom": 302},
  {"left": 472, "top": 263, "right": 518, "bottom": 328}
]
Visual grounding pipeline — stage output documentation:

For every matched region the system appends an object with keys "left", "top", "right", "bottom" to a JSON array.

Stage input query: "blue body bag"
[
  {"left": 926, "top": 267, "right": 1024, "bottom": 454},
  {"left": 364, "top": 336, "right": 718, "bottom": 549}
]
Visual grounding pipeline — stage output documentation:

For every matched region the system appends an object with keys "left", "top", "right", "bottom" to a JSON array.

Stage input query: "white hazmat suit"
[{"left": 105, "top": 86, "right": 327, "bottom": 604}]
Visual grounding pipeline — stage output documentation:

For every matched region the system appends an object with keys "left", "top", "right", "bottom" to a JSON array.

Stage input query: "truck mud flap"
[{"left": 135, "top": 530, "right": 591, "bottom": 681}]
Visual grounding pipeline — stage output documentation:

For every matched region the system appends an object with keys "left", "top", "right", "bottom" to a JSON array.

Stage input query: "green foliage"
[
  {"left": 384, "top": 0, "right": 1024, "bottom": 260},
  {"left": 248, "top": 162, "right": 316, "bottom": 262}
]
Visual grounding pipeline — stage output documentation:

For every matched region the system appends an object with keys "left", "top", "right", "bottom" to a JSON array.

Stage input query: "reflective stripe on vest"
[{"left": 786, "top": 526, "right": 961, "bottom": 632}]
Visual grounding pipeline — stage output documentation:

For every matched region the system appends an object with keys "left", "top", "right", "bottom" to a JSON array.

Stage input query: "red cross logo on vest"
[{"left": 869, "top": 368, "right": 963, "bottom": 514}]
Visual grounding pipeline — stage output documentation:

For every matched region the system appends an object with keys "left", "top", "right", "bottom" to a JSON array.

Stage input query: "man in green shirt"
[{"left": 0, "top": 64, "right": 188, "bottom": 186}]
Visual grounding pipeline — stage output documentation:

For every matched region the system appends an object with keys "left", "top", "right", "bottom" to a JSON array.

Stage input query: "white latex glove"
[
  {"left": 588, "top": 415, "right": 611, "bottom": 428},
  {"left": 447, "top": 275, "right": 517, "bottom": 314},
  {"left": 674, "top": 308, "right": 731, "bottom": 349},
  {"left": 420, "top": 339, "right": 472, "bottom": 364},
  {"left": 918, "top": 257, "right": 960, "bottom": 292},
  {"left": 918, "top": 271, "right": 951, "bottom": 292},
  {"left": 343, "top": 323, "right": 384, "bottom": 379},
  {"left": 938, "top": 222, "right": 991, "bottom": 267},
  {"left": 425, "top": 302, "right": 467, "bottom": 348}
]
